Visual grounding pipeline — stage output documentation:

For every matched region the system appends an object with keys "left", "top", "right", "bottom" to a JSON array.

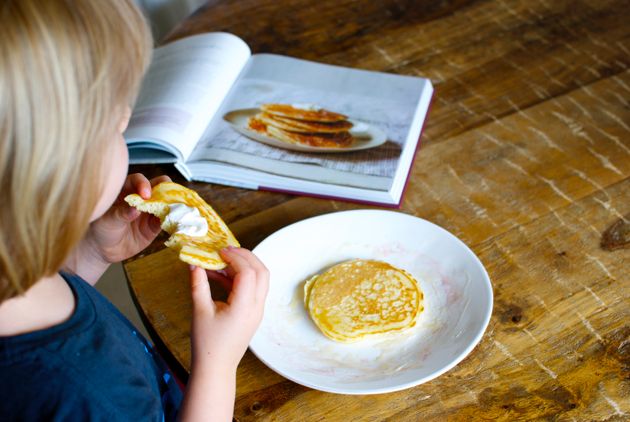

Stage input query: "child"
[{"left": 0, "top": 0, "right": 269, "bottom": 420}]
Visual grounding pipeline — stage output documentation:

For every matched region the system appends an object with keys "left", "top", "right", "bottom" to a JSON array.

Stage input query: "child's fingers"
[
  {"left": 205, "top": 269, "right": 233, "bottom": 291},
  {"left": 218, "top": 264, "right": 236, "bottom": 280},
  {"left": 189, "top": 266, "right": 215, "bottom": 316},
  {"left": 149, "top": 175, "right": 171, "bottom": 188},
  {"left": 122, "top": 173, "right": 152, "bottom": 199},
  {"left": 117, "top": 203, "right": 141, "bottom": 222},
  {"left": 106, "top": 199, "right": 139, "bottom": 223},
  {"left": 228, "top": 248, "right": 267, "bottom": 274},
  {"left": 224, "top": 248, "right": 269, "bottom": 303},
  {"left": 220, "top": 248, "right": 260, "bottom": 309},
  {"left": 122, "top": 175, "right": 169, "bottom": 230},
  {"left": 114, "top": 174, "right": 170, "bottom": 224},
  {"left": 135, "top": 213, "right": 162, "bottom": 238},
  {"left": 118, "top": 173, "right": 169, "bottom": 202},
  {"left": 219, "top": 247, "right": 267, "bottom": 275}
]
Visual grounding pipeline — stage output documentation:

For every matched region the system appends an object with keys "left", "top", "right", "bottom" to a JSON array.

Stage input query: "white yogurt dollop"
[{"left": 165, "top": 203, "right": 208, "bottom": 237}]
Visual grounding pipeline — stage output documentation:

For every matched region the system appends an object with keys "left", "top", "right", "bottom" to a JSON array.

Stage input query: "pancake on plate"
[
  {"left": 247, "top": 103, "right": 357, "bottom": 149},
  {"left": 125, "top": 182, "right": 239, "bottom": 270},
  {"left": 304, "top": 259, "right": 424, "bottom": 343},
  {"left": 257, "top": 112, "right": 354, "bottom": 133},
  {"left": 261, "top": 103, "right": 348, "bottom": 122},
  {"left": 264, "top": 124, "right": 354, "bottom": 148}
]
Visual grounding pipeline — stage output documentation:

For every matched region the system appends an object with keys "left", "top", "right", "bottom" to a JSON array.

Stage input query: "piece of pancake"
[
  {"left": 261, "top": 103, "right": 348, "bottom": 122},
  {"left": 304, "top": 259, "right": 424, "bottom": 343},
  {"left": 124, "top": 182, "right": 239, "bottom": 270},
  {"left": 257, "top": 112, "right": 354, "bottom": 134},
  {"left": 265, "top": 124, "right": 354, "bottom": 148}
]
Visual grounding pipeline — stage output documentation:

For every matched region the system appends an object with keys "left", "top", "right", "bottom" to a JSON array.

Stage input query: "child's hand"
[
  {"left": 180, "top": 247, "right": 268, "bottom": 421},
  {"left": 66, "top": 173, "right": 170, "bottom": 284},
  {"left": 189, "top": 247, "right": 269, "bottom": 373},
  {"left": 85, "top": 173, "right": 171, "bottom": 264}
]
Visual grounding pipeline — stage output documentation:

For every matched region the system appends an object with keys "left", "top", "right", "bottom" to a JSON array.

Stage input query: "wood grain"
[{"left": 126, "top": 0, "right": 630, "bottom": 419}]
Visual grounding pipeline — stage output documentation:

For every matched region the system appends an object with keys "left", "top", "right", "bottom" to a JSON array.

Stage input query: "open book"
[{"left": 125, "top": 33, "right": 433, "bottom": 206}]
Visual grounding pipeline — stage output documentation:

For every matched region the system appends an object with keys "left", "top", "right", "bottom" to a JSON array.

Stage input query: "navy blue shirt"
[{"left": 0, "top": 272, "right": 182, "bottom": 421}]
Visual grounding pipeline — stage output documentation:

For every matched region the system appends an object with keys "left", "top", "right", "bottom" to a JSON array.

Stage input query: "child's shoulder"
[{"left": 0, "top": 272, "right": 177, "bottom": 419}]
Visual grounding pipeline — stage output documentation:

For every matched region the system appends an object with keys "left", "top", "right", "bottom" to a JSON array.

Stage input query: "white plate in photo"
[
  {"left": 223, "top": 108, "right": 387, "bottom": 153},
  {"left": 250, "top": 210, "right": 493, "bottom": 395}
]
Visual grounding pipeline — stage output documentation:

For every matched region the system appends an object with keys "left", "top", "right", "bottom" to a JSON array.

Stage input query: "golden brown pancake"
[
  {"left": 257, "top": 112, "right": 354, "bottom": 134},
  {"left": 265, "top": 125, "right": 354, "bottom": 148},
  {"left": 304, "top": 259, "right": 424, "bottom": 343},
  {"left": 124, "top": 182, "right": 239, "bottom": 270},
  {"left": 261, "top": 103, "right": 348, "bottom": 122},
  {"left": 248, "top": 104, "right": 356, "bottom": 148}
]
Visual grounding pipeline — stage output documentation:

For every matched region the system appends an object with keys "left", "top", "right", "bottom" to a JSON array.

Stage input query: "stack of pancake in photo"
[{"left": 248, "top": 103, "right": 355, "bottom": 148}]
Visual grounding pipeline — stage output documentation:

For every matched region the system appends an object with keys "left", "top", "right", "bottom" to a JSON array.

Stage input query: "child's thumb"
[{"left": 189, "top": 266, "right": 214, "bottom": 314}]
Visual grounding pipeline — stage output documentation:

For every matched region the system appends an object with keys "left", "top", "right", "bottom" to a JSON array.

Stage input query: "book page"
[
  {"left": 187, "top": 54, "right": 429, "bottom": 189},
  {"left": 125, "top": 33, "right": 250, "bottom": 161}
]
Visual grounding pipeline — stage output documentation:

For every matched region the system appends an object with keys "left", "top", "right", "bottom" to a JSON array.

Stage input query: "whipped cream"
[
  {"left": 291, "top": 103, "right": 321, "bottom": 111},
  {"left": 165, "top": 203, "right": 208, "bottom": 237}
]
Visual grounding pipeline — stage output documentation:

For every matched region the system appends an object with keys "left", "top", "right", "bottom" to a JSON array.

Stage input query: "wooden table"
[{"left": 124, "top": 0, "right": 630, "bottom": 420}]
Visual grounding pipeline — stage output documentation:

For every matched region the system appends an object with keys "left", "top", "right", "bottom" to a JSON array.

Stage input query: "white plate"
[
  {"left": 250, "top": 210, "right": 493, "bottom": 395},
  {"left": 223, "top": 108, "right": 387, "bottom": 153}
]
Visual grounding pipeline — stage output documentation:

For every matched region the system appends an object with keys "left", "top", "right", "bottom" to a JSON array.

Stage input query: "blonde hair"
[{"left": 0, "top": 0, "right": 152, "bottom": 301}]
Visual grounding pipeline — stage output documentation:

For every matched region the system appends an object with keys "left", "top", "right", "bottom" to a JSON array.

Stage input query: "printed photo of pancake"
[
  {"left": 256, "top": 112, "right": 354, "bottom": 133},
  {"left": 248, "top": 103, "right": 355, "bottom": 148},
  {"left": 223, "top": 104, "right": 387, "bottom": 153},
  {"left": 304, "top": 259, "right": 424, "bottom": 343},
  {"left": 261, "top": 103, "right": 348, "bottom": 122}
]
